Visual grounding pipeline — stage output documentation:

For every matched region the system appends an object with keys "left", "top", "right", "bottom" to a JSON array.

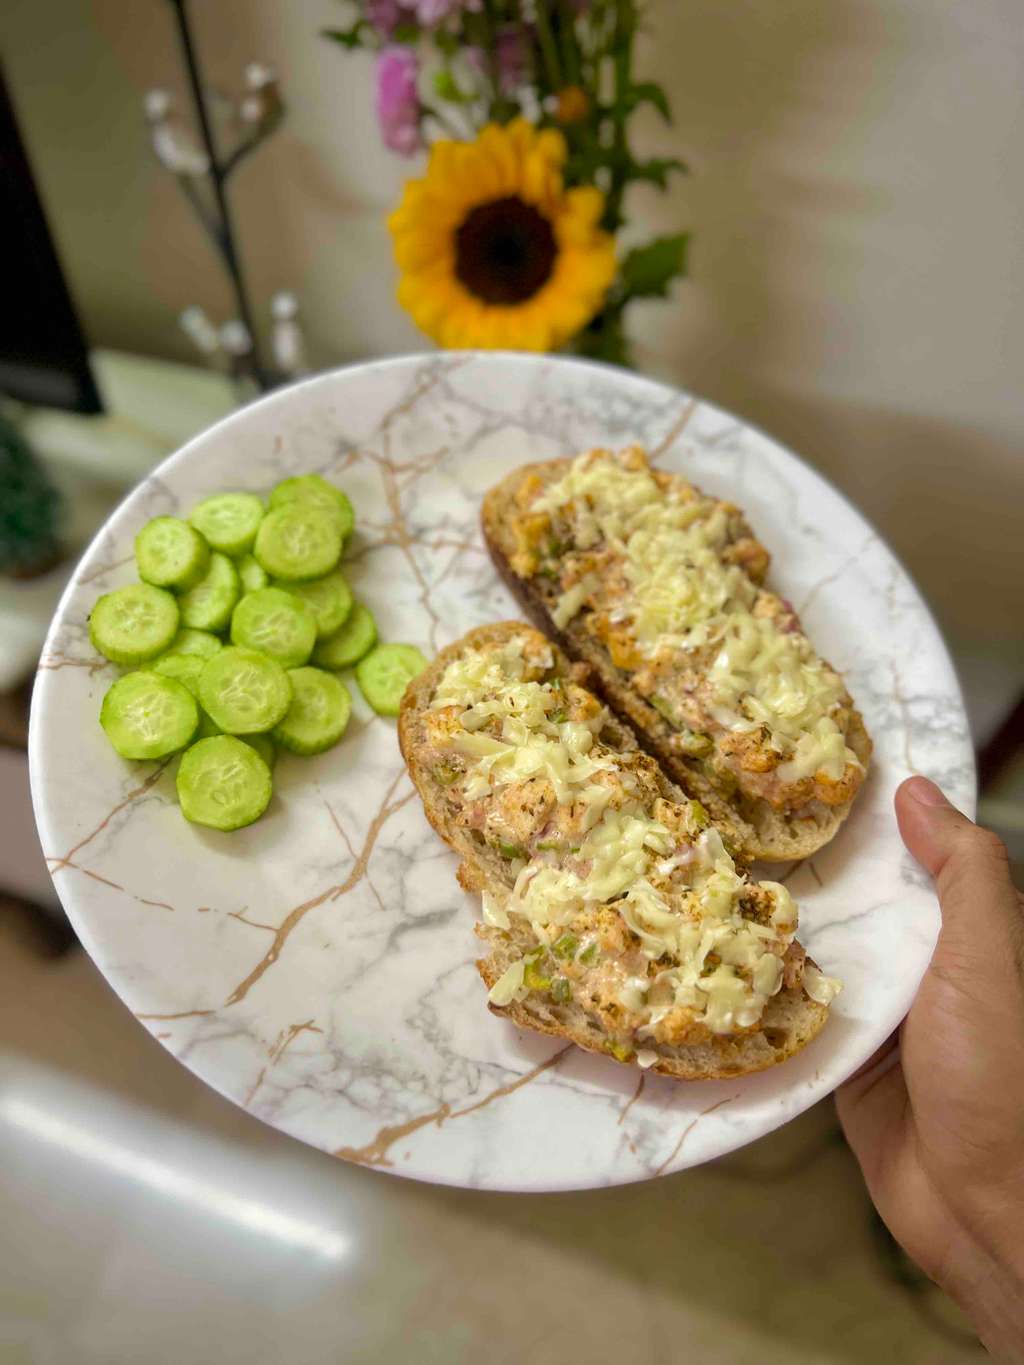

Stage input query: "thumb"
[{"left": 895, "top": 776, "right": 1020, "bottom": 961}]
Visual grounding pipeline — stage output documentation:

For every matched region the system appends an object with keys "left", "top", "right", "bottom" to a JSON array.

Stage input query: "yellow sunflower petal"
[
  {"left": 534, "top": 127, "right": 568, "bottom": 171},
  {"left": 519, "top": 153, "right": 561, "bottom": 210},
  {"left": 438, "top": 293, "right": 490, "bottom": 349},
  {"left": 559, "top": 185, "right": 606, "bottom": 234}
]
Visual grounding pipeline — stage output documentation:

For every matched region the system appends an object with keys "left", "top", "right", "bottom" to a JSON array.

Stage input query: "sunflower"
[{"left": 388, "top": 119, "right": 617, "bottom": 352}]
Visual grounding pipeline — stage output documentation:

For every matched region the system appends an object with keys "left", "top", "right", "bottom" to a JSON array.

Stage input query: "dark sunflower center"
[{"left": 455, "top": 196, "right": 557, "bottom": 305}]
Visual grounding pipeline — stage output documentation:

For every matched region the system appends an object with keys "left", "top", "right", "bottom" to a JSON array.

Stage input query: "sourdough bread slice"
[
  {"left": 481, "top": 457, "right": 872, "bottom": 862},
  {"left": 400, "top": 622, "right": 831, "bottom": 1082}
]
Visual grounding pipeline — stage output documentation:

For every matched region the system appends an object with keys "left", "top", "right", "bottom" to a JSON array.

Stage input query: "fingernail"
[{"left": 904, "top": 775, "right": 951, "bottom": 808}]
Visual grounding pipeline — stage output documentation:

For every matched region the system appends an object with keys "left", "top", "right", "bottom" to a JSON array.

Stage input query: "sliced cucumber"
[
  {"left": 149, "top": 652, "right": 205, "bottom": 697},
  {"left": 240, "top": 732, "right": 276, "bottom": 769},
  {"left": 189, "top": 492, "right": 265, "bottom": 556},
  {"left": 275, "top": 569, "right": 352, "bottom": 640},
  {"left": 178, "top": 552, "right": 240, "bottom": 632},
  {"left": 268, "top": 474, "right": 354, "bottom": 542},
  {"left": 176, "top": 735, "right": 272, "bottom": 830},
  {"left": 161, "top": 627, "right": 223, "bottom": 660},
  {"left": 230, "top": 587, "right": 316, "bottom": 667},
  {"left": 100, "top": 671, "right": 198, "bottom": 759},
  {"left": 273, "top": 667, "right": 352, "bottom": 755},
  {"left": 355, "top": 643, "right": 428, "bottom": 717},
  {"left": 312, "top": 602, "right": 377, "bottom": 670},
  {"left": 135, "top": 516, "right": 210, "bottom": 591},
  {"left": 89, "top": 584, "right": 180, "bottom": 666},
  {"left": 198, "top": 646, "right": 292, "bottom": 734},
  {"left": 254, "top": 505, "right": 342, "bottom": 582},
  {"left": 237, "top": 553, "right": 269, "bottom": 595}
]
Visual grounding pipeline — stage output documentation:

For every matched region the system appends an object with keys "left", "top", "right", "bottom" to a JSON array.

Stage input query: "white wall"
[{"left": 3, "top": 0, "right": 1022, "bottom": 727}]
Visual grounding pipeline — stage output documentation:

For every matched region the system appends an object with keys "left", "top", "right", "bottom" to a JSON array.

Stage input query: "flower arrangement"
[{"left": 325, "top": 1, "right": 688, "bottom": 366}]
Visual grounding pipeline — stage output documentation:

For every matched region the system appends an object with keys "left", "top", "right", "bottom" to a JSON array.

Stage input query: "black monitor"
[{"left": 0, "top": 65, "right": 102, "bottom": 414}]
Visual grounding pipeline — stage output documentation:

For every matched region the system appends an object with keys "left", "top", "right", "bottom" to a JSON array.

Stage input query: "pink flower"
[
  {"left": 375, "top": 46, "right": 422, "bottom": 155},
  {"left": 367, "top": 0, "right": 402, "bottom": 36},
  {"left": 468, "top": 27, "right": 526, "bottom": 95},
  {"left": 414, "top": 0, "right": 481, "bottom": 25}
]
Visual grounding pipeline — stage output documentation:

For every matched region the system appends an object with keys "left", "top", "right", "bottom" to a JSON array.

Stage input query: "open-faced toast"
[
  {"left": 399, "top": 622, "right": 838, "bottom": 1081},
  {"left": 481, "top": 447, "right": 872, "bottom": 862}
]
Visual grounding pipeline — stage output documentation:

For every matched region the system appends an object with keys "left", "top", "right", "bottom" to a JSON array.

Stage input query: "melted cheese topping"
[
  {"left": 432, "top": 636, "right": 810, "bottom": 1037},
  {"left": 535, "top": 450, "right": 860, "bottom": 783}
]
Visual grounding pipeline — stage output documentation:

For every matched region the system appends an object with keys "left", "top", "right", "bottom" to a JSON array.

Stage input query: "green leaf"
[
  {"left": 630, "top": 155, "right": 688, "bottom": 188},
  {"left": 620, "top": 234, "right": 690, "bottom": 299},
  {"left": 433, "top": 69, "right": 469, "bottom": 103},
  {"left": 320, "top": 21, "right": 368, "bottom": 49},
  {"left": 626, "top": 81, "right": 672, "bottom": 122}
]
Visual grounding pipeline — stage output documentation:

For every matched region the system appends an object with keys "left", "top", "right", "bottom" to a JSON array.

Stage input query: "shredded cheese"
[
  {"left": 532, "top": 449, "right": 861, "bottom": 784},
  {"left": 432, "top": 635, "right": 828, "bottom": 1037}
]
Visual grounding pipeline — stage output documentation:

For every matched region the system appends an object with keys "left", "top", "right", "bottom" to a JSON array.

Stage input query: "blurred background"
[{"left": 0, "top": 1, "right": 1020, "bottom": 1360}]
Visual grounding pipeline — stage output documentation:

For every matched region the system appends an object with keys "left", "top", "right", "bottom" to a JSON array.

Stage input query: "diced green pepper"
[
  {"left": 536, "top": 839, "right": 562, "bottom": 852},
  {"left": 552, "top": 933, "right": 578, "bottom": 959},
  {"left": 578, "top": 942, "right": 600, "bottom": 966},
  {"left": 495, "top": 839, "right": 526, "bottom": 860},
  {"left": 678, "top": 728, "right": 713, "bottom": 757},
  {"left": 551, "top": 977, "right": 572, "bottom": 1004},
  {"left": 434, "top": 761, "right": 460, "bottom": 786},
  {"left": 608, "top": 1040, "right": 634, "bottom": 1063},
  {"left": 523, "top": 960, "right": 552, "bottom": 991},
  {"left": 689, "top": 799, "right": 709, "bottom": 829}
]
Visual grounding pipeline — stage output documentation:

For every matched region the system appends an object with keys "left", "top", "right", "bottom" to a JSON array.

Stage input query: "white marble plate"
[{"left": 30, "top": 354, "right": 974, "bottom": 1191}]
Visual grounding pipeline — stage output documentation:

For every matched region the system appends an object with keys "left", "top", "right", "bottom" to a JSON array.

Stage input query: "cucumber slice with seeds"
[
  {"left": 161, "top": 628, "right": 223, "bottom": 660},
  {"left": 176, "top": 735, "right": 272, "bottom": 830},
  {"left": 312, "top": 602, "right": 377, "bottom": 670},
  {"left": 100, "top": 671, "right": 198, "bottom": 759},
  {"left": 198, "top": 646, "right": 292, "bottom": 734},
  {"left": 274, "top": 569, "right": 352, "bottom": 639},
  {"left": 89, "top": 584, "right": 180, "bottom": 665},
  {"left": 269, "top": 474, "right": 354, "bottom": 542},
  {"left": 230, "top": 587, "right": 316, "bottom": 667},
  {"left": 355, "top": 643, "right": 428, "bottom": 716},
  {"left": 237, "top": 553, "right": 268, "bottom": 595},
  {"left": 135, "top": 516, "right": 209, "bottom": 591},
  {"left": 254, "top": 505, "right": 342, "bottom": 582},
  {"left": 152, "top": 658, "right": 223, "bottom": 741},
  {"left": 273, "top": 667, "right": 352, "bottom": 755},
  {"left": 189, "top": 492, "right": 265, "bottom": 556},
  {"left": 178, "top": 552, "right": 240, "bottom": 632},
  {"left": 149, "top": 652, "right": 204, "bottom": 697}
]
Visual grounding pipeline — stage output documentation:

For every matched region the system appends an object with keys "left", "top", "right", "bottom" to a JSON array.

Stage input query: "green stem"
[
  {"left": 603, "top": 0, "right": 635, "bottom": 231},
  {"left": 557, "top": 0, "right": 582, "bottom": 86},
  {"left": 534, "top": 2, "right": 564, "bottom": 95}
]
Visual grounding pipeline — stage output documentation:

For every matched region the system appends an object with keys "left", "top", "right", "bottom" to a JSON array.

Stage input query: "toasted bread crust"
[
  {"left": 400, "top": 622, "right": 831, "bottom": 1082},
  {"left": 481, "top": 459, "right": 872, "bottom": 862}
]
